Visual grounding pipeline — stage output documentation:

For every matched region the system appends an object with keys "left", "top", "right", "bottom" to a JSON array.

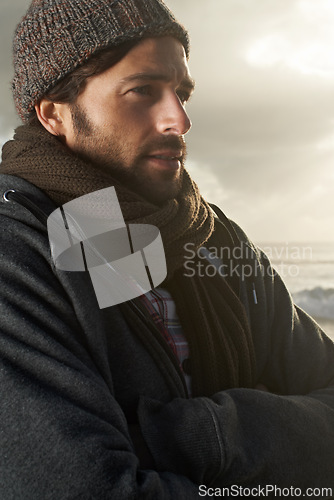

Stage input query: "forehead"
[{"left": 113, "top": 36, "right": 191, "bottom": 82}]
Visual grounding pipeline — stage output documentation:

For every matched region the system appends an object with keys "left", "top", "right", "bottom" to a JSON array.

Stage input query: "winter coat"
[{"left": 1, "top": 173, "right": 334, "bottom": 499}]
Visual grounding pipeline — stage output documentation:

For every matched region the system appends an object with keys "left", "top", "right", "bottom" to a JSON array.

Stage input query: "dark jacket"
[{"left": 0, "top": 173, "right": 334, "bottom": 499}]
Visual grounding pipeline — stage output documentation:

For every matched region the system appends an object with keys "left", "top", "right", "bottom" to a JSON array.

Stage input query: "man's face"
[{"left": 64, "top": 37, "right": 194, "bottom": 205}]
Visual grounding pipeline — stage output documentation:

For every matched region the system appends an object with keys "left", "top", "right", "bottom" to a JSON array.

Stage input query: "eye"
[
  {"left": 177, "top": 90, "right": 191, "bottom": 104},
  {"left": 129, "top": 85, "right": 152, "bottom": 96}
]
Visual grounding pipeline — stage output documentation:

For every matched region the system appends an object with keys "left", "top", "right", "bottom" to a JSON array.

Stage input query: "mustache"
[{"left": 138, "top": 136, "right": 187, "bottom": 159}]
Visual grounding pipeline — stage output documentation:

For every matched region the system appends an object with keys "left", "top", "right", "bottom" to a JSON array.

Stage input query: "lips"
[
  {"left": 148, "top": 151, "right": 182, "bottom": 161},
  {"left": 145, "top": 151, "right": 182, "bottom": 171},
  {"left": 151, "top": 154, "right": 179, "bottom": 160}
]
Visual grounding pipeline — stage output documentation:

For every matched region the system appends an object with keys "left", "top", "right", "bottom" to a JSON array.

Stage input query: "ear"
[{"left": 35, "top": 99, "right": 71, "bottom": 137}]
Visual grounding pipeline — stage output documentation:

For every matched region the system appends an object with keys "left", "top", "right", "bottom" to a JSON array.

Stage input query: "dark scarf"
[{"left": 1, "top": 122, "right": 256, "bottom": 396}]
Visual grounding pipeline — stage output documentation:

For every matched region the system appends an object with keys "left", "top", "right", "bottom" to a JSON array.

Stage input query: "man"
[{"left": 0, "top": 0, "right": 334, "bottom": 498}]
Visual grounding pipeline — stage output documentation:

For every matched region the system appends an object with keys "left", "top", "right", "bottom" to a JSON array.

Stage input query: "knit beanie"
[{"left": 12, "top": 0, "right": 190, "bottom": 123}]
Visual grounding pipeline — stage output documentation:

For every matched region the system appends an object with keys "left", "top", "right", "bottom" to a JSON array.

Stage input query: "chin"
[
  {"left": 115, "top": 165, "right": 184, "bottom": 204},
  {"left": 143, "top": 185, "right": 182, "bottom": 205}
]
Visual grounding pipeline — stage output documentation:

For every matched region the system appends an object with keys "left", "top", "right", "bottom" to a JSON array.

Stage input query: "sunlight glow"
[
  {"left": 299, "top": 0, "right": 334, "bottom": 20},
  {"left": 245, "top": 0, "right": 334, "bottom": 78}
]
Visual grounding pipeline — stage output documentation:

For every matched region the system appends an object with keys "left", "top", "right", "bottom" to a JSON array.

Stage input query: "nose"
[{"left": 156, "top": 93, "right": 192, "bottom": 136}]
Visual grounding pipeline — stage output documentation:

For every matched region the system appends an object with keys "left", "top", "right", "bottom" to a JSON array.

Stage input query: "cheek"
[
  {"left": 115, "top": 109, "right": 154, "bottom": 141},
  {"left": 121, "top": 105, "right": 152, "bottom": 125},
  {"left": 94, "top": 107, "right": 145, "bottom": 134},
  {"left": 79, "top": 92, "right": 155, "bottom": 141}
]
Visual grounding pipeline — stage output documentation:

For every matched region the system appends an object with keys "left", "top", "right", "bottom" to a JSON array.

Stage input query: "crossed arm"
[{"left": 1, "top": 213, "right": 334, "bottom": 498}]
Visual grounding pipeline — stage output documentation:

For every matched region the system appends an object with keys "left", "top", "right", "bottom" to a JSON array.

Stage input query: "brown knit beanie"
[{"left": 12, "top": 0, "right": 190, "bottom": 123}]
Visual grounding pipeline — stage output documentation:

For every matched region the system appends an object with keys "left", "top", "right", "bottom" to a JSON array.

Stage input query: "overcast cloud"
[{"left": 1, "top": 0, "right": 334, "bottom": 242}]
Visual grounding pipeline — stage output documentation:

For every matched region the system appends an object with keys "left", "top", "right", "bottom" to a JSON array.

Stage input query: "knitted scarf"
[{"left": 1, "top": 122, "right": 256, "bottom": 396}]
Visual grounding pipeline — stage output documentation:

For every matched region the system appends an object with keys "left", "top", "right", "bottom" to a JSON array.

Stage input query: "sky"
[{"left": 1, "top": 0, "right": 334, "bottom": 243}]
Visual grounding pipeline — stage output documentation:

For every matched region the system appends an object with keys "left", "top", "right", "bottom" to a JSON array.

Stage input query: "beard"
[{"left": 69, "top": 103, "right": 187, "bottom": 205}]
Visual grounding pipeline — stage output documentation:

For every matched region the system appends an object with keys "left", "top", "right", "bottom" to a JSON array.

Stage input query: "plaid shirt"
[{"left": 139, "top": 288, "right": 192, "bottom": 395}]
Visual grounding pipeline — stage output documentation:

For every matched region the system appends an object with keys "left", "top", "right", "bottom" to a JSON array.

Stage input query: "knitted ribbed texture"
[
  {"left": 12, "top": 0, "right": 190, "bottom": 122},
  {"left": 166, "top": 266, "right": 256, "bottom": 396},
  {"left": 1, "top": 122, "right": 212, "bottom": 280},
  {"left": 1, "top": 122, "right": 256, "bottom": 395}
]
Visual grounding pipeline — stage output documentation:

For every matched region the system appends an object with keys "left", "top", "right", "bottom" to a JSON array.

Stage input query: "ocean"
[{"left": 257, "top": 242, "right": 334, "bottom": 341}]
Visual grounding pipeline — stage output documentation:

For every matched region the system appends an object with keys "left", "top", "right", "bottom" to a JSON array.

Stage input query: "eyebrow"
[{"left": 119, "top": 72, "right": 196, "bottom": 92}]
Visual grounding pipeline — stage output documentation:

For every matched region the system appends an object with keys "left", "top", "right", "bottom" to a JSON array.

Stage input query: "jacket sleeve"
[
  {"left": 138, "top": 237, "right": 334, "bottom": 490},
  {"left": 0, "top": 213, "right": 198, "bottom": 499}
]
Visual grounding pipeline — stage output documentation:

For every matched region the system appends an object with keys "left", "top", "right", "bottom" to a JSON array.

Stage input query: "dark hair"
[{"left": 40, "top": 39, "right": 139, "bottom": 107}]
